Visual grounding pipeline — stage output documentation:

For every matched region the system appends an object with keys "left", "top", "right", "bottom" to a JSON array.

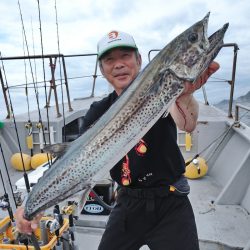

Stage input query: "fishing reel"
[
  {"left": 45, "top": 205, "right": 64, "bottom": 233},
  {"left": 13, "top": 191, "right": 24, "bottom": 206},
  {"left": 0, "top": 195, "right": 9, "bottom": 210},
  {"left": 36, "top": 122, "right": 43, "bottom": 129},
  {"left": 45, "top": 219, "right": 60, "bottom": 233},
  {"left": 61, "top": 201, "right": 78, "bottom": 215},
  {"left": 25, "top": 122, "right": 32, "bottom": 130}
]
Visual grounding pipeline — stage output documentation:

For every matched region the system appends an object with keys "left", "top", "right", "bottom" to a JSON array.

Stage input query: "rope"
[{"left": 186, "top": 121, "right": 236, "bottom": 166}]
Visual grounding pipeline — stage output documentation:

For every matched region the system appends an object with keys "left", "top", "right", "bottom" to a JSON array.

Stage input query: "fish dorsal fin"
[{"left": 43, "top": 143, "right": 70, "bottom": 158}]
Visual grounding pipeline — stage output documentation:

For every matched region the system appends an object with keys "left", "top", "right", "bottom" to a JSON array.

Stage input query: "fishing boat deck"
[
  {"left": 198, "top": 102, "right": 232, "bottom": 122},
  {"left": 73, "top": 177, "right": 250, "bottom": 250},
  {"left": 73, "top": 101, "right": 250, "bottom": 249},
  {"left": 189, "top": 177, "right": 250, "bottom": 249},
  {"left": 1, "top": 99, "right": 250, "bottom": 249}
]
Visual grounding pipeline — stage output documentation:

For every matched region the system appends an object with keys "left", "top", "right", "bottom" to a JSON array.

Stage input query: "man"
[{"left": 15, "top": 30, "right": 219, "bottom": 249}]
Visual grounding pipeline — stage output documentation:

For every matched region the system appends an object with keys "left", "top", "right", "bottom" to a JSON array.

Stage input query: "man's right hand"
[{"left": 15, "top": 206, "right": 43, "bottom": 235}]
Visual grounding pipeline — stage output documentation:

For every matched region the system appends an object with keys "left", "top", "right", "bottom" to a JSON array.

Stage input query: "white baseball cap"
[{"left": 97, "top": 30, "right": 138, "bottom": 59}]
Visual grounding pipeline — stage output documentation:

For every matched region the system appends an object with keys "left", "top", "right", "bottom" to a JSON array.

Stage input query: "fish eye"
[{"left": 188, "top": 33, "right": 198, "bottom": 43}]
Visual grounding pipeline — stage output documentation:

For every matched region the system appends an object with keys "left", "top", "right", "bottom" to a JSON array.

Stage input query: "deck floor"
[
  {"left": 1, "top": 101, "right": 250, "bottom": 249},
  {"left": 189, "top": 177, "right": 250, "bottom": 249},
  {"left": 73, "top": 176, "right": 250, "bottom": 249}
]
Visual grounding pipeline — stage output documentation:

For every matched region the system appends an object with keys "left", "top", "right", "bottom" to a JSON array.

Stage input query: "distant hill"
[
  {"left": 237, "top": 91, "right": 250, "bottom": 102},
  {"left": 216, "top": 90, "right": 250, "bottom": 106},
  {"left": 215, "top": 90, "right": 250, "bottom": 126}
]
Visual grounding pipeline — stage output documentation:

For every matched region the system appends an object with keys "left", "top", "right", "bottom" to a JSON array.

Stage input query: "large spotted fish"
[{"left": 24, "top": 13, "right": 228, "bottom": 220}]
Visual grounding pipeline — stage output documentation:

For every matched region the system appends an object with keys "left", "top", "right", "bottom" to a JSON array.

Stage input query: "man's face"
[{"left": 100, "top": 48, "right": 142, "bottom": 95}]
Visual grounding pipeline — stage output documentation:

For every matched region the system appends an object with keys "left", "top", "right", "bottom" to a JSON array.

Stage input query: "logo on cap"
[{"left": 108, "top": 31, "right": 119, "bottom": 40}]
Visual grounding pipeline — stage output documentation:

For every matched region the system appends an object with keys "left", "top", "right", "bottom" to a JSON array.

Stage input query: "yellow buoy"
[
  {"left": 10, "top": 153, "right": 31, "bottom": 171},
  {"left": 184, "top": 157, "right": 208, "bottom": 179},
  {"left": 185, "top": 132, "right": 192, "bottom": 151},
  {"left": 26, "top": 135, "right": 33, "bottom": 149},
  {"left": 31, "top": 153, "right": 53, "bottom": 169}
]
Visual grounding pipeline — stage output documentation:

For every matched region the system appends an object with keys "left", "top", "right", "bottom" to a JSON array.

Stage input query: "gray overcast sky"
[
  {"left": 1, "top": 1, "right": 249, "bottom": 57},
  {"left": 0, "top": 0, "right": 250, "bottom": 118}
]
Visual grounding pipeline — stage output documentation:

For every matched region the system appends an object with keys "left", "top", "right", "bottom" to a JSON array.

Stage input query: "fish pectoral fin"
[
  {"left": 59, "top": 182, "right": 92, "bottom": 214},
  {"left": 74, "top": 188, "right": 92, "bottom": 214},
  {"left": 43, "top": 142, "right": 70, "bottom": 158}
]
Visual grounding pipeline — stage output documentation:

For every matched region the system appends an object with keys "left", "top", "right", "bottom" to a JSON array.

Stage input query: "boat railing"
[
  {"left": 235, "top": 103, "right": 250, "bottom": 123},
  {"left": 0, "top": 53, "right": 99, "bottom": 118},
  {"left": 148, "top": 43, "right": 240, "bottom": 119},
  {"left": 1, "top": 45, "right": 240, "bottom": 120}
]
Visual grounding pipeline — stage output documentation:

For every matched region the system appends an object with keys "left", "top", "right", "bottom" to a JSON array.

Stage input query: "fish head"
[{"left": 164, "top": 12, "right": 229, "bottom": 82}]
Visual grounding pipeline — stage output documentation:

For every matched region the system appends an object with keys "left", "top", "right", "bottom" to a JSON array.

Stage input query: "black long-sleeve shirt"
[{"left": 81, "top": 91, "right": 185, "bottom": 187}]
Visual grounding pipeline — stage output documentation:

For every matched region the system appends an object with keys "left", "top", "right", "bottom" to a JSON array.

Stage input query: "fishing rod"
[
  {"left": 1, "top": 2, "right": 74, "bottom": 249},
  {"left": 31, "top": 17, "right": 39, "bottom": 92},
  {"left": 36, "top": 0, "right": 52, "bottom": 147},
  {"left": 16, "top": 1, "right": 54, "bottom": 248},
  {"left": 0, "top": 52, "right": 40, "bottom": 249},
  {"left": 54, "top": 0, "right": 67, "bottom": 142},
  {"left": 54, "top": 0, "right": 114, "bottom": 220},
  {"left": 22, "top": 26, "right": 34, "bottom": 157},
  {"left": 17, "top": 0, "right": 52, "bottom": 159},
  {"left": 47, "top": 2, "right": 80, "bottom": 247},
  {"left": 2, "top": 24, "right": 42, "bottom": 249},
  {"left": 18, "top": 2, "right": 71, "bottom": 248},
  {"left": 0, "top": 52, "right": 31, "bottom": 193},
  {"left": 57, "top": 0, "right": 115, "bottom": 220},
  {"left": 0, "top": 143, "right": 15, "bottom": 221}
]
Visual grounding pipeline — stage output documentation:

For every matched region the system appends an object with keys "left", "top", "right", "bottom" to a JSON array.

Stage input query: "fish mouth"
[
  {"left": 208, "top": 22, "right": 229, "bottom": 53},
  {"left": 200, "top": 12, "right": 229, "bottom": 52},
  {"left": 193, "top": 13, "right": 229, "bottom": 82},
  {"left": 204, "top": 12, "right": 229, "bottom": 63}
]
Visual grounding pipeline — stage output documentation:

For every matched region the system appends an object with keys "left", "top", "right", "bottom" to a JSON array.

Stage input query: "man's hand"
[
  {"left": 182, "top": 61, "right": 220, "bottom": 95},
  {"left": 170, "top": 61, "right": 220, "bottom": 132},
  {"left": 15, "top": 206, "right": 43, "bottom": 235}
]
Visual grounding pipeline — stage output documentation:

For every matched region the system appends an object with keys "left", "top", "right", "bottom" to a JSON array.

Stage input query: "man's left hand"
[{"left": 182, "top": 61, "right": 220, "bottom": 95}]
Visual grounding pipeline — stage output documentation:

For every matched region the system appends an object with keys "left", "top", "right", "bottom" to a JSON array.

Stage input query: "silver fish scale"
[
  {"left": 26, "top": 72, "right": 183, "bottom": 215},
  {"left": 86, "top": 72, "right": 184, "bottom": 181},
  {"left": 24, "top": 13, "right": 229, "bottom": 219}
]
